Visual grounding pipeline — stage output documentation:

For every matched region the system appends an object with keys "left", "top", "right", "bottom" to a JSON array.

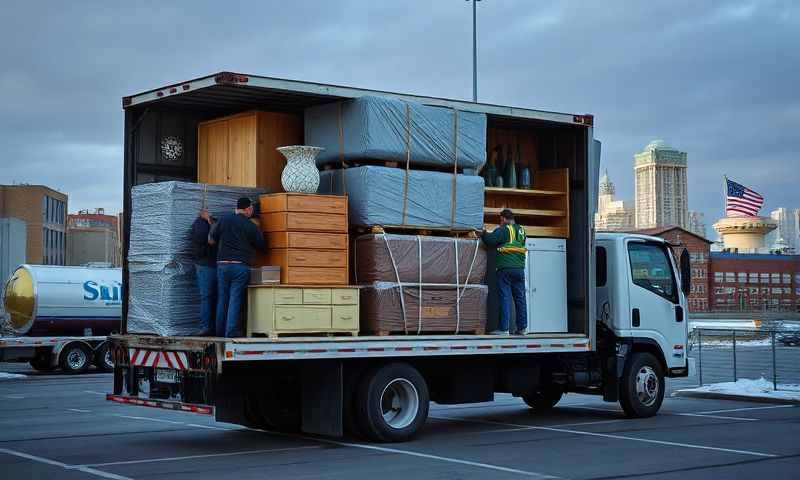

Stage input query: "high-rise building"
[
  {"left": 688, "top": 211, "right": 707, "bottom": 239},
  {"left": 0, "top": 184, "right": 68, "bottom": 265},
  {"left": 634, "top": 140, "right": 688, "bottom": 229},
  {"left": 766, "top": 208, "right": 799, "bottom": 253},
  {"left": 594, "top": 170, "right": 635, "bottom": 231}
]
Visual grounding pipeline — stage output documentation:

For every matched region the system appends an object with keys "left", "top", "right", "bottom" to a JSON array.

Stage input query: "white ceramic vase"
[{"left": 277, "top": 145, "right": 323, "bottom": 193}]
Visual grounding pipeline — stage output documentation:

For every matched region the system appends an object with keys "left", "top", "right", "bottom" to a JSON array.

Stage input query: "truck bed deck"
[{"left": 114, "top": 332, "right": 592, "bottom": 362}]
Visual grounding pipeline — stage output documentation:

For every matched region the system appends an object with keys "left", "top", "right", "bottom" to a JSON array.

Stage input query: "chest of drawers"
[{"left": 247, "top": 285, "right": 359, "bottom": 338}]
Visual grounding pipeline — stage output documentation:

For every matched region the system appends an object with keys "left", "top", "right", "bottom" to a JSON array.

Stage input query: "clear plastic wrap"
[
  {"left": 353, "top": 233, "right": 487, "bottom": 285},
  {"left": 360, "top": 282, "right": 487, "bottom": 335},
  {"left": 128, "top": 181, "right": 266, "bottom": 336},
  {"left": 305, "top": 96, "right": 487, "bottom": 171},
  {"left": 318, "top": 166, "right": 485, "bottom": 230}
]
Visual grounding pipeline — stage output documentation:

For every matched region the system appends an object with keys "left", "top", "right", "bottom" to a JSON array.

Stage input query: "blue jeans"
[
  {"left": 196, "top": 265, "right": 217, "bottom": 334},
  {"left": 216, "top": 263, "right": 250, "bottom": 338},
  {"left": 497, "top": 268, "right": 527, "bottom": 333}
]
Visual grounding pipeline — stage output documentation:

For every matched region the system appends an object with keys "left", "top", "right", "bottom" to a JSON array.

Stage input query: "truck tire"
[
  {"left": 619, "top": 352, "right": 664, "bottom": 418},
  {"left": 94, "top": 342, "right": 114, "bottom": 373},
  {"left": 59, "top": 343, "right": 92, "bottom": 374},
  {"left": 356, "top": 363, "right": 429, "bottom": 442},
  {"left": 522, "top": 386, "right": 563, "bottom": 412}
]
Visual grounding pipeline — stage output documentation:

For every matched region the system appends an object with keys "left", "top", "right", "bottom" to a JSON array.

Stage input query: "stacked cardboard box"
[{"left": 258, "top": 193, "right": 349, "bottom": 285}]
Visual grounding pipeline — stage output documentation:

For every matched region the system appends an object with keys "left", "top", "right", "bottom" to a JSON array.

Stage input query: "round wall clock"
[{"left": 161, "top": 136, "right": 183, "bottom": 162}]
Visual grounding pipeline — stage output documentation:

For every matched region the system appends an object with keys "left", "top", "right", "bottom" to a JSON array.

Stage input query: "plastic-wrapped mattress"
[
  {"left": 353, "top": 233, "right": 487, "bottom": 285},
  {"left": 360, "top": 283, "right": 487, "bottom": 335},
  {"left": 318, "top": 166, "right": 485, "bottom": 230},
  {"left": 128, "top": 181, "right": 266, "bottom": 336},
  {"left": 305, "top": 95, "right": 487, "bottom": 171}
]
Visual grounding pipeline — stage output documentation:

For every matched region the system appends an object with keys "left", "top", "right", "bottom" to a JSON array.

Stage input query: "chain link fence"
[{"left": 690, "top": 325, "right": 800, "bottom": 390}]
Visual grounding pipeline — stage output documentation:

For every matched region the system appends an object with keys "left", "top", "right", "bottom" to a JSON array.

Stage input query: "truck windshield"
[{"left": 628, "top": 242, "right": 677, "bottom": 303}]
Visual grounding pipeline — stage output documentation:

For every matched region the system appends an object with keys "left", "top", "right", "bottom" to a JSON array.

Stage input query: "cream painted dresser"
[{"left": 247, "top": 285, "right": 359, "bottom": 338}]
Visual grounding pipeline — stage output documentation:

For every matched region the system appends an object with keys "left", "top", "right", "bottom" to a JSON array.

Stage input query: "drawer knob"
[
  {"left": 339, "top": 316, "right": 352, "bottom": 320},
  {"left": 281, "top": 316, "right": 295, "bottom": 321},
  {"left": 340, "top": 295, "right": 352, "bottom": 300}
]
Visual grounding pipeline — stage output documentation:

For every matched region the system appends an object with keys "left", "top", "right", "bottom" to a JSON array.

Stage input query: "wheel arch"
[{"left": 629, "top": 338, "right": 667, "bottom": 376}]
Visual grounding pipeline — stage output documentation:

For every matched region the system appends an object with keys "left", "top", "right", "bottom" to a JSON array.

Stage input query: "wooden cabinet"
[
  {"left": 259, "top": 193, "right": 350, "bottom": 285},
  {"left": 247, "top": 286, "right": 360, "bottom": 338},
  {"left": 197, "top": 111, "right": 302, "bottom": 190}
]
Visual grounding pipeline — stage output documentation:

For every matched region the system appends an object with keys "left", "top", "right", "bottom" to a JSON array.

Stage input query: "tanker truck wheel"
[
  {"left": 94, "top": 342, "right": 115, "bottom": 373},
  {"left": 59, "top": 342, "right": 92, "bottom": 374}
]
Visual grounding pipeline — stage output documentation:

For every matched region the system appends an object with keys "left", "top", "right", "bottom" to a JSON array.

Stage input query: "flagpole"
[{"left": 723, "top": 175, "right": 728, "bottom": 218}]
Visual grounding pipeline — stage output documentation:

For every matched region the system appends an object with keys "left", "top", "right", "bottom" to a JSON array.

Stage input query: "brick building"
[
  {"left": 708, "top": 252, "right": 800, "bottom": 313},
  {"left": 0, "top": 184, "right": 68, "bottom": 265},
  {"left": 633, "top": 226, "right": 712, "bottom": 312},
  {"left": 67, "top": 208, "right": 121, "bottom": 266}
]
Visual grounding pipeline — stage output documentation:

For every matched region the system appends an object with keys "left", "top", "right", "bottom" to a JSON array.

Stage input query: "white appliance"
[{"left": 525, "top": 238, "right": 567, "bottom": 333}]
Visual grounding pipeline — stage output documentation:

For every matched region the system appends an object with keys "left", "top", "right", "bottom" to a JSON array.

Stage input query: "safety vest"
[{"left": 496, "top": 224, "right": 527, "bottom": 254}]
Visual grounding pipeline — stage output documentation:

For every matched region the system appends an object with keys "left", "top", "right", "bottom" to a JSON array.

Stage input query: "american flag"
[{"left": 726, "top": 178, "right": 764, "bottom": 217}]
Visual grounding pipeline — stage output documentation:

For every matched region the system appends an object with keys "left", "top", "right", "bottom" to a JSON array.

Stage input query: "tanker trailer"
[{"left": 1, "top": 265, "right": 121, "bottom": 373}]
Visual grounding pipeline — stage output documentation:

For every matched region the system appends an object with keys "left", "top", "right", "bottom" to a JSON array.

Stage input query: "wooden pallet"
[
  {"left": 250, "top": 330, "right": 359, "bottom": 339},
  {"left": 353, "top": 224, "right": 479, "bottom": 238},
  {"left": 372, "top": 327, "right": 486, "bottom": 337}
]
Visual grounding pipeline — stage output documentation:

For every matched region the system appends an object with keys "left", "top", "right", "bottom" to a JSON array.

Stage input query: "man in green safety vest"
[{"left": 482, "top": 209, "right": 527, "bottom": 335}]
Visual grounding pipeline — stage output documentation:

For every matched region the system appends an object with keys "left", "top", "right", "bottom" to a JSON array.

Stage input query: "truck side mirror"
[{"left": 679, "top": 249, "right": 691, "bottom": 297}]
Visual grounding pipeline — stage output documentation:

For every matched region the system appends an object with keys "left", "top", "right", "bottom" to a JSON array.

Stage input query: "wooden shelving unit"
[{"left": 483, "top": 168, "right": 570, "bottom": 238}]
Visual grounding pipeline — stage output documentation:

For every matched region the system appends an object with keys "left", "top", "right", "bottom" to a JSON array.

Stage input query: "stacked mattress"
[{"left": 128, "top": 181, "right": 266, "bottom": 336}]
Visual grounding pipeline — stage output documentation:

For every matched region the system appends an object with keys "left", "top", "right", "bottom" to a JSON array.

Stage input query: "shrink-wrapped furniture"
[
  {"left": 305, "top": 96, "right": 487, "bottom": 171},
  {"left": 353, "top": 234, "right": 487, "bottom": 285},
  {"left": 353, "top": 233, "right": 488, "bottom": 335},
  {"left": 128, "top": 181, "right": 266, "bottom": 336},
  {"left": 360, "top": 283, "right": 487, "bottom": 335},
  {"left": 318, "top": 166, "right": 485, "bottom": 230}
]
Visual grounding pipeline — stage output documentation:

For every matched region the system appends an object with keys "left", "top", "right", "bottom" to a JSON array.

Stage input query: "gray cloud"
[{"left": 0, "top": 0, "right": 797, "bottom": 236}]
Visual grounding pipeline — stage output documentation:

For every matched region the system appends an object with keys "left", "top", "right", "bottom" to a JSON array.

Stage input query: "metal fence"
[{"left": 690, "top": 327, "right": 800, "bottom": 391}]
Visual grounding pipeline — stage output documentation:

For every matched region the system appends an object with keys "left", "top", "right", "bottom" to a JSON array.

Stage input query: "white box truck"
[{"left": 108, "top": 72, "right": 690, "bottom": 441}]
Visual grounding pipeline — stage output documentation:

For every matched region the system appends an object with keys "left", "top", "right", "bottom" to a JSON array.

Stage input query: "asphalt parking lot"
[{"left": 1, "top": 364, "right": 798, "bottom": 480}]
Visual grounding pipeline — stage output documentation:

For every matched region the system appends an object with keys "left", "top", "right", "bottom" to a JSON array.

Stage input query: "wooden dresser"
[
  {"left": 247, "top": 285, "right": 359, "bottom": 338},
  {"left": 259, "top": 193, "right": 349, "bottom": 285}
]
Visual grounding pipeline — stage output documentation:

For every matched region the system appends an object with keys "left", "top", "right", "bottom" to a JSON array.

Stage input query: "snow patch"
[
  {"left": 0, "top": 372, "right": 27, "bottom": 380},
  {"left": 679, "top": 378, "right": 800, "bottom": 401}
]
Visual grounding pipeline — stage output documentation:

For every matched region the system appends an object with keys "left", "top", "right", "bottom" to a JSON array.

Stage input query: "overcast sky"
[{"left": 1, "top": 1, "right": 797, "bottom": 237}]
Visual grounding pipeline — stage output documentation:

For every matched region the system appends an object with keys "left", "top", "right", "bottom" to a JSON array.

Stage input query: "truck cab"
[{"left": 593, "top": 232, "right": 690, "bottom": 416}]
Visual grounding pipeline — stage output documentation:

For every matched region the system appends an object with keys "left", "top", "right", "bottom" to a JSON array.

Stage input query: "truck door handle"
[
  {"left": 632, "top": 308, "right": 640, "bottom": 327},
  {"left": 675, "top": 306, "right": 684, "bottom": 323}
]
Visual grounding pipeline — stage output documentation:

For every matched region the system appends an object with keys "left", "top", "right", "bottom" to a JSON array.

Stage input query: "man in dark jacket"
[
  {"left": 211, "top": 197, "right": 266, "bottom": 338},
  {"left": 191, "top": 208, "right": 217, "bottom": 336},
  {"left": 482, "top": 209, "right": 528, "bottom": 335}
]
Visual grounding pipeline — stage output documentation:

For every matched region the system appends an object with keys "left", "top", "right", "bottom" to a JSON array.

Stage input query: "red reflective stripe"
[
  {"left": 140, "top": 350, "right": 151, "bottom": 366},
  {"left": 395, "top": 347, "right": 413, "bottom": 351},
  {"left": 573, "top": 343, "right": 587, "bottom": 348},
  {"left": 526, "top": 344, "right": 542, "bottom": 348},
  {"left": 423, "top": 347, "right": 439, "bottom": 351},
  {"left": 338, "top": 349, "right": 356, "bottom": 353},
  {"left": 238, "top": 350, "right": 265, "bottom": 355},
  {"left": 130, "top": 349, "right": 141, "bottom": 364},
  {"left": 501, "top": 345, "right": 517, "bottom": 349},
  {"left": 163, "top": 352, "right": 175, "bottom": 369},
  {"left": 308, "top": 349, "right": 326, "bottom": 353},
  {"left": 477, "top": 345, "right": 493, "bottom": 350},
  {"left": 174, "top": 353, "right": 187, "bottom": 370},
  {"left": 450, "top": 346, "right": 468, "bottom": 350},
  {"left": 367, "top": 348, "right": 385, "bottom": 352},
  {"left": 152, "top": 352, "right": 161, "bottom": 368}
]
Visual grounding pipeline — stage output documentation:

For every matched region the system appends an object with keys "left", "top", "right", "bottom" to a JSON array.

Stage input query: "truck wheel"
[
  {"left": 30, "top": 354, "right": 55, "bottom": 372},
  {"left": 619, "top": 352, "right": 664, "bottom": 418},
  {"left": 522, "top": 386, "right": 563, "bottom": 412},
  {"left": 356, "top": 363, "right": 429, "bottom": 442},
  {"left": 59, "top": 343, "right": 92, "bottom": 374},
  {"left": 94, "top": 342, "right": 114, "bottom": 373}
]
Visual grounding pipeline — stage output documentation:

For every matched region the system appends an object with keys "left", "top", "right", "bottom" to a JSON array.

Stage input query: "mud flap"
[{"left": 301, "top": 361, "right": 343, "bottom": 437}]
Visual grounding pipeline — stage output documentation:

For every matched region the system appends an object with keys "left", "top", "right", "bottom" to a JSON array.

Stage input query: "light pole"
[{"left": 467, "top": 0, "right": 481, "bottom": 102}]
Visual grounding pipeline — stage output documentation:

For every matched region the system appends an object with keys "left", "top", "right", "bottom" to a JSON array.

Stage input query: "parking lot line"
[
  {"left": 0, "top": 447, "right": 132, "bottom": 480},
  {"left": 432, "top": 415, "right": 778, "bottom": 458},
  {"left": 470, "top": 419, "right": 626, "bottom": 434},
  {"left": 675, "top": 413, "right": 758, "bottom": 421},
  {"left": 112, "top": 414, "right": 186, "bottom": 425},
  {"left": 79, "top": 445, "right": 321, "bottom": 468},
  {"left": 696, "top": 405, "right": 796, "bottom": 415}
]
